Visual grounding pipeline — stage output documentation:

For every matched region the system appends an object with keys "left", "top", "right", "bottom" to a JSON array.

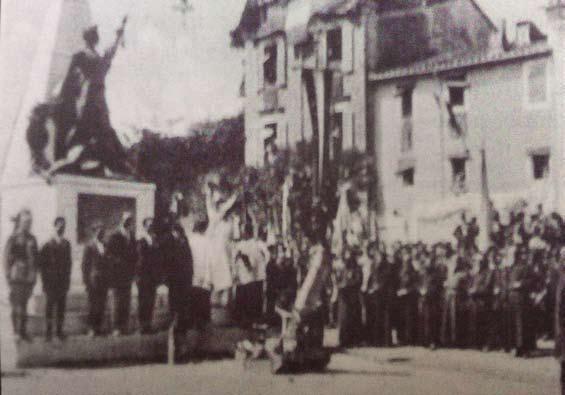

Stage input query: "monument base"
[
  {"left": 15, "top": 327, "right": 249, "bottom": 368},
  {"left": 1, "top": 174, "right": 156, "bottom": 368}
]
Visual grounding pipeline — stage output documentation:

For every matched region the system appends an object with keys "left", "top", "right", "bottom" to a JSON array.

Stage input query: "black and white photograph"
[{"left": 0, "top": 0, "right": 564, "bottom": 394}]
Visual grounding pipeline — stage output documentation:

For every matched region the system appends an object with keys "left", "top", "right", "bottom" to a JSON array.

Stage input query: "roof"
[
  {"left": 231, "top": 0, "right": 361, "bottom": 47},
  {"left": 369, "top": 41, "right": 552, "bottom": 82}
]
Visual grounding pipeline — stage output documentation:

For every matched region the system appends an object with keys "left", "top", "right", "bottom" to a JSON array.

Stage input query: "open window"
[
  {"left": 263, "top": 44, "right": 278, "bottom": 86},
  {"left": 451, "top": 158, "right": 467, "bottom": 194},
  {"left": 532, "top": 154, "right": 549, "bottom": 180},
  {"left": 330, "top": 112, "right": 343, "bottom": 162},
  {"left": 401, "top": 168, "right": 415, "bottom": 186},
  {"left": 327, "top": 27, "right": 342, "bottom": 61},
  {"left": 263, "top": 123, "right": 278, "bottom": 165},
  {"left": 401, "top": 88, "right": 413, "bottom": 118}
]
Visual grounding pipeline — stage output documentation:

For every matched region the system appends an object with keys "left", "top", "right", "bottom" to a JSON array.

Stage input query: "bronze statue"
[{"left": 26, "top": 17, "right": 132, "bottom": 180}]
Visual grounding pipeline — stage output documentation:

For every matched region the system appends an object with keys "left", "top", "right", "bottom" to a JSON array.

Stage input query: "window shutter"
[
  {"left": 257, "top": 42, "right": 264, "bottom": 90},
  {"left": 343, "top": 109, "right": 353, "bottom": 150},
  {"left": 341, "top": 22, "right": 354, "bottom": 73},
  {"left": 276, "top": 36, "right": 287, "bottom": 86},
  {"left": 318, "top": 32, "right": 327, "bottom": 69}
]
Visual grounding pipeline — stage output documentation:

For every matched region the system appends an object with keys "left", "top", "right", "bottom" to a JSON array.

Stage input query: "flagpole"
[{"left": 434, "top": 73, "right": 447, "bottom": 198}]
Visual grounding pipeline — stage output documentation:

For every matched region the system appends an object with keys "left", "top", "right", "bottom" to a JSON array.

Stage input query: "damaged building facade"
[{"left": 232, "top": 0, "right": 565, "bottom": 243}]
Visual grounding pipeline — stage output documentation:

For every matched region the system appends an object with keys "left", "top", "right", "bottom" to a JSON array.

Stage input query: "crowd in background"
[{"left": 4, "top": 198, "right": 565, "bottom": 362}]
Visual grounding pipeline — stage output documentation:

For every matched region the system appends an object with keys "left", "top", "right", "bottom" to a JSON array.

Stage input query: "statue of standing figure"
[{"left": 26, "top": 17, "right": 132, "bottom": 179}]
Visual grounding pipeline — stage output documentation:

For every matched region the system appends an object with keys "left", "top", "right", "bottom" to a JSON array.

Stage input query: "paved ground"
[{"left": 2, "top": 346, "right": 560, "bottom": 395}]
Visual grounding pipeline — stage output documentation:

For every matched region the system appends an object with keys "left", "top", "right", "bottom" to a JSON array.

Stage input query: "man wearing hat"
[
  {"left": 82, "top": 221, "right": 110, "bottom": 336},
  {"left": 106, "top": 213, "right": 138, "bottom": 336},
  {"left": 4, "top": 209, "right": 38, "bottom": 342}
]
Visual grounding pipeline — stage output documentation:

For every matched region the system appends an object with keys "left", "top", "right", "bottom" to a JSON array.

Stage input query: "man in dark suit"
[
  {"left": 509, "top": 245, "right": 535, "bottom": 357},
  {"left": 163, "top": 222, "right": 193, "bottom": 363},
  {"left": 106, "top": 213, "right": 138, "bottom": 336},
  {"left": 82, "top": 222, "right": 110, "bottom": 336},
  {"left": 136, "top": 217, "right": 162, "bottom": 334},
  {"left": 39, "top": 217, "right": 72, "bottom": 341}
]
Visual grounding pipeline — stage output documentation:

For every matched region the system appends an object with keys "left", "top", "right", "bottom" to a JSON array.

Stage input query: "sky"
[
  {"left": 0, "top": 0, "right": 552, "bottom": 159},
  {"left": 0, "top": 0, "right": 247, "bottom": 153}
]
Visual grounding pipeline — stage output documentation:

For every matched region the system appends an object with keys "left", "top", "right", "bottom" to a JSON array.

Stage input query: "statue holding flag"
[{"left": 26, "top": 17, "right": 131, "bottom": 179}]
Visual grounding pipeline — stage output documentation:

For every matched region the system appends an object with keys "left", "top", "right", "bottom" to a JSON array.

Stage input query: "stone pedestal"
[{"left": 0, "top": 174, "right": 156, "bottom": 366}]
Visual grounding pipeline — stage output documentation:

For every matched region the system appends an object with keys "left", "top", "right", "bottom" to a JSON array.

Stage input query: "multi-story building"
[{"left": 232, "top": 0, "right": 565, "bottom": 243}]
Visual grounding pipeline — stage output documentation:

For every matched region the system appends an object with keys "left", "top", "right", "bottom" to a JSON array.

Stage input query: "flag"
[{"left": 478, "top": 147, "right": 493, "bottom": 251}]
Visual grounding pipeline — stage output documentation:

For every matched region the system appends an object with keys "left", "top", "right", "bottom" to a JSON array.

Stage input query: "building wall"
[
  {"left": 243, "top": 13, "right": 367, "bottom": 167},
  {"left": 371, "top": 54, "right": 554, "bottom": 242}
]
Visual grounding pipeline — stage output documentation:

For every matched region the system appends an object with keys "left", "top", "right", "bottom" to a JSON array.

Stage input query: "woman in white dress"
[{"left": 203, "top": 177, "right": 239, "bottom": 315}]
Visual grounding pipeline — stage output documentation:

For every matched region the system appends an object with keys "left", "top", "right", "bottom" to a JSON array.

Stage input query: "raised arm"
[
  {"left": 104, "top": 16, "right": 128, "bottom": 64},
  {"left": 218, "top": 191, "right": 239, "bottom": 220}
]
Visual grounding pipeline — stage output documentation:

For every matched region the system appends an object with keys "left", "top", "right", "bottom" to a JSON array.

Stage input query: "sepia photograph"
[{"left": 0, "top": 0, "right": 564, "bottom": 394}]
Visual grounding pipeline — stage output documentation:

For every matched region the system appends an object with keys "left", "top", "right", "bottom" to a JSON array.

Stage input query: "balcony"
[{"left": 401, "top": 117, "right": 413, "bottom": 152}]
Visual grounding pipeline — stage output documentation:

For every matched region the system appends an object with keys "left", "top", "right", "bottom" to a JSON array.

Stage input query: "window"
[
  {"left": 294, "top": 44, "right": 301, "bottom": 60},
  {"left": 532, "top": 154, "right": 549, "bottom": 180},
  {"left": 449, "top": 86, "right": 465, "bottom": 107},
  {"left": 401, "top": 88, "right": 413, "bottom": 117},
  {"left": 330, "top": 113, "right": 343, "bottom": 162},
  {"left": 331, "top": 73, "right": 344, "bottom": 99},
  {"left": 451, "top": 158, "right": 467, "bottom": 194},
  {"left": 525, "top": 61, "right": 548, "bottom": 106},
  {"left": 263, "top": 44, "right": 278, "bottom": 85},
  {"left": 327, "top": 27, "right": 342, "bottom": 61},
  {"left": 401, "top": 168, "right": 415, "bottom": 186},
  {"left": 263, "top": 123, "right": 278, "bottom": 165}
]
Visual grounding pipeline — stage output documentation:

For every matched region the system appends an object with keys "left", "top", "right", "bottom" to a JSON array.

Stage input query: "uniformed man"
[
  {"left": 4, "top": 209, "right": 38, "bottom": 342},
  {"left": 82, "top": 222, "right": 110, "bottom": 336},
  {"left": 39, "top": 217, "right": 72, "bottom": 341},
  {"left": 136, "top": 217, "right": 162, "bottom": 334},
  {"left": 106, "top": 213, "right": 138, "bottom": 336}
]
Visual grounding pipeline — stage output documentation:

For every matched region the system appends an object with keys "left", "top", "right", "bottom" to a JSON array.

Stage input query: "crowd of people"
[
  {"left": 4, "top": 197, "right": 565, "bottom": 364},
  {"left": 3, "top": 209, "right": 201, "bottom": 348}
]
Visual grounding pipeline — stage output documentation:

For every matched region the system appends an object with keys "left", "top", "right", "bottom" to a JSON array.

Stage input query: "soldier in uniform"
[
  {"left": 106, "top": 213, "right": 138, "bottom": 336},
  {"left": 82, "top": 222, "right": 110, "bottom": 336},
  {"left": 39, "top": 217, "right": 72, "bottom": 341},
  {"left": 136, "top": 217, "right": 162, "bottom": 334},
  {"left": 4, "top": 209, "right": 38, "bottom": 342}
]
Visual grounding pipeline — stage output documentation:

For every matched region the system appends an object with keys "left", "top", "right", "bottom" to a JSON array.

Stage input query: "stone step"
[{"left": 15, "top": 327, "right": 248, "bottom": 368}]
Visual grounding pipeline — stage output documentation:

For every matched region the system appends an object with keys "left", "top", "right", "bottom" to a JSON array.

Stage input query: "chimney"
[{"left": 516, "top": 21, "right": 532, "bottom": 47}]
